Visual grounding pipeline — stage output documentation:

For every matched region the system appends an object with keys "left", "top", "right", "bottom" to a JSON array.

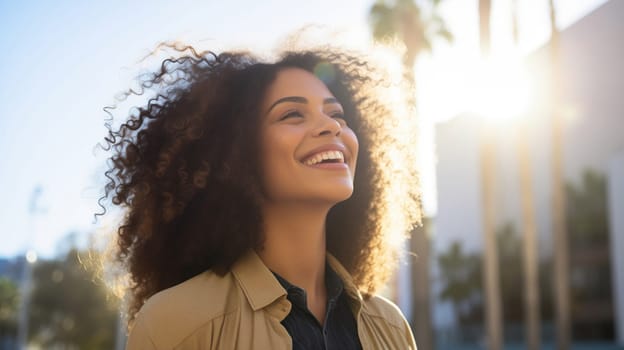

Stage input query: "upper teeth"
[{"left": 304, "top": 150, "right": 344, "bottom": 165}]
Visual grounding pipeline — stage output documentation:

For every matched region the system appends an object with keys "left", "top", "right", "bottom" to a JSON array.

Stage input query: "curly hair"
[{"left": 99, "top": 44, "right": 420, "bottom": 321}]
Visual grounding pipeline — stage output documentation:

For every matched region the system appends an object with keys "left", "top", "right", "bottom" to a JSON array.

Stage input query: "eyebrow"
[{"left": 266, "top": 96, "right": 340, "bottom": 115}]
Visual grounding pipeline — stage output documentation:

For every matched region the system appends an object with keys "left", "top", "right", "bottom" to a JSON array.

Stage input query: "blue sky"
[{"left": 0, "top": 0, "right": 607, "bottom": 258}]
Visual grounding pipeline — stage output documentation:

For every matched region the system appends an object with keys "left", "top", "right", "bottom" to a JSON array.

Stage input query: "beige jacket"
[{"left": 126, "top": 251, "right": 417, "bottom": 349}]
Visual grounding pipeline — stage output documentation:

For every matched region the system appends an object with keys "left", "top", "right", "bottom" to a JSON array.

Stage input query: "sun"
[
  {"left": 416, "top": 53, "right": 532, "bottom": 125},
  {"left": 467, "top": 56, "right": 531, "bottom": 123}
]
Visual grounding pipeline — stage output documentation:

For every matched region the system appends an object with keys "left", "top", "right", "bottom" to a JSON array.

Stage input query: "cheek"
[
  {"left": 260, "top": 136, "right": 279, "bottom": 180},
  {"left": 346, "top": 129, "right": 359, "bottom": 170},
  {"left": 259, "top": 130, "right": 299, "bottom": 191},
  {"left": 262, "top": 131, "right": 297, "bottom": 165},
  {"left": 259, "top": 145, "right": 281, "bottom": 199}
]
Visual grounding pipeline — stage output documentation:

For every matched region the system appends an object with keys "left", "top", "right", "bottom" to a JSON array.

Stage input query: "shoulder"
[
  {"left": 127, "top": 270, "right": 240, "bottom": 349},
  {"left": 327, "top": 253, "right": 410, "bottom": 331},
  {"left": 139, "top": 270, "right": 238, "bottom": 322},
  {"left": 362, "top": 294, "right": 409, "bottom": 329},
  {"left": 360, "top": 294, "right": 417, "bottom": 349}
]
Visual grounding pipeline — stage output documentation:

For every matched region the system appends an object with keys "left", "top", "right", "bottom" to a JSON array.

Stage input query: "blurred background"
[{"left": 1, "top": 0, "right": 622, "bottom": 349}]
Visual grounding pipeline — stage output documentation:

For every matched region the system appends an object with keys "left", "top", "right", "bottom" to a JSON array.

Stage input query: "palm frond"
[
  {"left": 367, "top": 0, "right": 453, "bottom": 62},
  {"left": 369, "top": 3, "right": 398, "bottom": 41},
  {"left": 437, "top": 27, "right": 453, "bottom": 42}
]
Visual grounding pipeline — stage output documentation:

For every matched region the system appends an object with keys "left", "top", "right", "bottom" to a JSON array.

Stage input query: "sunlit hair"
[{"left": 98, "top": 43, "right": 420, "bottom": 321}]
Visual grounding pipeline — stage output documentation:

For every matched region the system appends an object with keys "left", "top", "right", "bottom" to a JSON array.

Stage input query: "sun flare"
[
  {"left": 468, "top": 57, "right": 531, "bottom": 122},
  {"left": 417, "top": 54, "right": 532, "bottom": 124}
]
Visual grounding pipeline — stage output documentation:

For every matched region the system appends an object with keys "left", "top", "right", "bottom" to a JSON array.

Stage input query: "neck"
[{"left": 257, "top": 201, "right": 329, "bottom": 296}]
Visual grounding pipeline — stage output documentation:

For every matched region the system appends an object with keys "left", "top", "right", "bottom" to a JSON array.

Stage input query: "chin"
[{"left": 319, "top": 186, "right": 354, "bottom": 204}]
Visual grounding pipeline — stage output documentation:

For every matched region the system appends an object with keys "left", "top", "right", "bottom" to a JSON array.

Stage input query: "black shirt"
[{"left": 273, "top": 265, "right": 363, "bottom": 350}]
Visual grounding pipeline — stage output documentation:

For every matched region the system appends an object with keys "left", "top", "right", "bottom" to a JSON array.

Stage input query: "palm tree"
[
  {"left": 509, "top": 1, "right": 542, "bottom": 348},
  {"left": 511, "top": 0, "right": 519, "bottom": 46},
  {"left": 518, "top": 119, "right": 542, "bottom": 350},
  {"left": 368, "top": 0, "right": 452, "bottom": 107},
  {"left": 547, "top": 1, "right": 571, "bottom": 349},
  {"left": 478, "top": 0, "right": 491, "bottom": 56},
  {"left": 477, "top": 1, "right": 503, "bottom": 349},
  {"left": 410, "top": 222, "right": 433, "bottom": 350},
  {"left": 479, "top": 124, "right": 503, "bottom": 350},
  {"left": 368, "top": 2, "right": 452, "bottom": 349},
  {"left": 438, "top": 241, "right": 482, "bottom": 322}
]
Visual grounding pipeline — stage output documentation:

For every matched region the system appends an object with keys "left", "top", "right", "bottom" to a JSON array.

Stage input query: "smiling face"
[{"left": 259, "top": 68, "right": 359, "bottom": 206}]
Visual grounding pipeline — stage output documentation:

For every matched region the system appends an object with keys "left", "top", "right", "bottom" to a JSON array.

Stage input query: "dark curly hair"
[{"left": 99, "top": 44, "right": 420, "bottom": 321}]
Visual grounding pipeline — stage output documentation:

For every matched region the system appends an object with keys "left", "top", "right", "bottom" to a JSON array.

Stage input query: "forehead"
[{"left": 262, "top": 68, "right": 335, "bottom": 107}]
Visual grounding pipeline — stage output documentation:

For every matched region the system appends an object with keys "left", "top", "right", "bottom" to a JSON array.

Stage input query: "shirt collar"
[{"left": 272, "top": 262, "right": 344, "bottom": 309}]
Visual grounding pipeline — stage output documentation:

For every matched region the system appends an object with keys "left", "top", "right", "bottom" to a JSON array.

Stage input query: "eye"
[
  {"left": 330, "top": 111, "right": 347, "bottom": 126},
  {"left": 280, "top": 110, "right": 304, "bottom": 121}
]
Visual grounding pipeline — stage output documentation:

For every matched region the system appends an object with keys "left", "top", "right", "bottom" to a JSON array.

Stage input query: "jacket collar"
[
  {"left": 231, "top": 250, "right": 287, "bottom": 311},
  {"left": 231, "top": 250, "right": 365, "bottom": 315},
  {"left": 326, "top": 253, "right": 365, "bottom": 316}
]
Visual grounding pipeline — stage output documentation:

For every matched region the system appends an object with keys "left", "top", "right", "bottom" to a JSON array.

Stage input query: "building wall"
[
  {"left": 608, "top": 151, "right": 624, "bottom": 345},
  {"left": 435, "top": 114, "right": 483, "bottom": 254},
  {"left": 433, "top": 114, "right": 482, "bottom": 330}
]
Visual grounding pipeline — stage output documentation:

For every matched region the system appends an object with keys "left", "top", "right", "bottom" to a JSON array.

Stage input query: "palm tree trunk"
[
  {"left": 548, "top": 1, "right": 571, "bottom": 349},
  {"left": 511, "top": 2, "right": 541, "bottom": 348},
  {"left": 478, "top": 1, "right": 503, "bottom": 349},
  {"left": 410, "top": 223, "right": 433, "bottom": 350},
  {"left": 511, "top": 0, "right": 519, "bottom": 47},
  {"left": 480, "top": 123, "right": 503, "bottom": 350},
  {"left": 517, "top": 119, "right": 542, "bottom": 350},
  {"left": 402, "top": 45, "right": 431, "bottom": 348},
  {"left": 478, "top": 0, "right": 492, "bottom": 56}
]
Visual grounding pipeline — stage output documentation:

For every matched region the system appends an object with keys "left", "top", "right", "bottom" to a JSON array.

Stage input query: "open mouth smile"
[{"left": 302, "top": 150, "right": 345, "bottom": 166}]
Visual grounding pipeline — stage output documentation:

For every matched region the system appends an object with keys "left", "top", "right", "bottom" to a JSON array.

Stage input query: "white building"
[{"left": 608, "top": 151, "right": 624, "bottom": 345}]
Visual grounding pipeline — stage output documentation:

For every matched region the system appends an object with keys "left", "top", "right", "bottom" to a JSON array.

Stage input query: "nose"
[{"left": 312, "top": 113, "right": 341, "bottom": 137}]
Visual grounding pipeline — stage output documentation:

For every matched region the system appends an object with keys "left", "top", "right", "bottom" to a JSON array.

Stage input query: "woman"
[{"left": 101, "top": 44, "right": 420, "bottom": 349}]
